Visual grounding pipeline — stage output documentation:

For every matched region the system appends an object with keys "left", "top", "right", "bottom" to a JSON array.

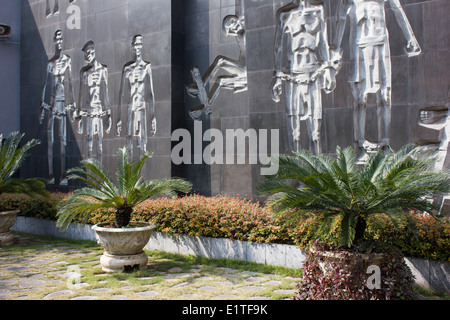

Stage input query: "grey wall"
[
  {"left": 245, "top": 0, "right": 449, "bottom": 150},
  {"left": 0, "top": 0, "right": 21, "bottom": 136},
  {"left": 247, "top": 0, "right": 450, "bottom": 196},
  {"left": 15, "top": 0, "right": 450, "bottom": 198}
]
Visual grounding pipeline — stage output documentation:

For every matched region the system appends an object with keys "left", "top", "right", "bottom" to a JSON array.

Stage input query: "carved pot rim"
[
  {"left": 309, "top": 246, "right": 386, "bottom": 267},
  {"left": 92, "top": 221, "right": 156, "bottom": 233}
]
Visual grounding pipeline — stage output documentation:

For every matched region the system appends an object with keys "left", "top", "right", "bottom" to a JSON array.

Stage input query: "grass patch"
[
  {"left": 147, "top": 250, "right": 303, "bottom": 278},
  {"left": 413, "top": 285, "right": 450, "bottom": 300}
]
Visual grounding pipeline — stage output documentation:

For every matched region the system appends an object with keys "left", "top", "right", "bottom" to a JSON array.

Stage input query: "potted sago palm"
[
  {"left": 0, "top": 132, "right": 49, "bottom": 245},
  {"left": 258, "top": 145, "right": 450, "bottom": 299},
  {"left": 56, "top": 146, "right": 192, "bottom": 272}
]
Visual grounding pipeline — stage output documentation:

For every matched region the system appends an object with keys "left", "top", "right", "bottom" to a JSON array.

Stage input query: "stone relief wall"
[
  {"left": 21, "top": 0, "right": 173, "bottom": 187},
  {"left": 243, "top": 0, "right": 450, "bottom": 199},
  {"left": 18, "top": 0, "right": 450, "bottom": 202}
]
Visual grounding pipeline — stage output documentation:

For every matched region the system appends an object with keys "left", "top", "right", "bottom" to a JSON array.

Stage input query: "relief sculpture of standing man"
[
  {"left": 117, "top": 35, "right": 156, "bottom": 159},
  {"left": 271, "top": 0, "right": 338, "bottom": 154},
  {"left": 76, "top": 41, "right": 112, "bottom": 163},
  {"left": 334, "top": 0, "right": 421, "bottom": 162},
  {"left": 40, "top": 30, "right": 75, "bottom": 185}
]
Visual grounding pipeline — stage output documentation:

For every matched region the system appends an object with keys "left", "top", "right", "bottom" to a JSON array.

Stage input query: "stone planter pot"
[
  {"left": 92, "top": 222, "right": 156, "bottom": 273},
  {"left": 0, "top": 210, "right": 20, "bottom": 245}
]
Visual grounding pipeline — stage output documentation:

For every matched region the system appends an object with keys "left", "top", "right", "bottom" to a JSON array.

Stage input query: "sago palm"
[
  {"left": 258, "top": 145, "right": 450, "bottom": 248},
  {"left": 0, "top": 131, "right": 48, "bottom": 199},
  {"left": 56, "top": 146, "right": 192, "bottom": 231}
]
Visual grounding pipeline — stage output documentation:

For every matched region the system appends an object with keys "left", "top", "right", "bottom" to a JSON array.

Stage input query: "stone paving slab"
[{"left": 0, "top": 234, "right": 300, "bottom": 300}]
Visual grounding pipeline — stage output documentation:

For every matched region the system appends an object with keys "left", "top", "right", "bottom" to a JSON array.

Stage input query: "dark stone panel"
[
  {"left": 422, "top": 0, "right": 450, "bottom": 52},
  {"left": 152, "top": 65, "right": 172, "bottom": 103},
  {"left": 245, "top": 4, "right": 275, "bottom": 30},
  {"left": 246, "top": 26, "right": 276, "bottom": 72},
  {"left": 391, "top": 56, "right": 409, "bottom": 105},
  {"left": 423, "top": 50, "right": 450, "bottom": 105},
  {"left": 128, "top": 0, "right": 172, "bottom": 35},
  {"left": 221, "top": 163, "right": 253, "bottom": 196},
  {"left": 390, "top": 105, "right": 411, "bottom": 151},
  {"left": 247, "top": 70, "right": 281, "bottom": 114},
  {"left": 184, "top": 11, "right": 211, "bottom": 50},
  {"left": 323, "top": 107, "right": 354, "bottom": 153}
]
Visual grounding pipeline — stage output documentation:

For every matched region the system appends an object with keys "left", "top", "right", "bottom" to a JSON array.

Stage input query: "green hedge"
[{"left": 1, "top": 193, "right": 449, "bottom": 261}]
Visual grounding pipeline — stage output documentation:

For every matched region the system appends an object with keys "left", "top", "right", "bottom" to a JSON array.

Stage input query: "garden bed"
[
  {"left": 1, "top": 193, "right": 449, "bottom": 261},
  {"left": 10, "top": 215, "right": 450, "bottom": 293}
]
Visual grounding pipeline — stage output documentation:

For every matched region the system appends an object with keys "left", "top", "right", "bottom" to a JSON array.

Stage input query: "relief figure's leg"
[
  {"left": 377, "top": 86, "right": 392, "bottom": 150},
  {"left": 97, "top": 120, "right": 104, "bottom": 165},
  {"left": 310, "top": 81, "right": 323, "bottom": 155},
  {"left": 378, "top": 44, "right": 392, "bottom": 150},
  {"left": 87, "top": 118, "right": 94, "bottom": 159},
  {"left": 139, "top": 110, "right": 147, "bottom": 155},
  {"left": 47, "top": 115, "right": 55, "bottom": 182},
  {"left": 351, "top": 82, "right": 366, "bottom": 149},
  {"left": 59, "top": 115, "right": 68, "bottom": 185},
  {"left": 127, "top": 106, "right": 134, "bottom": 159},
  {"left": 287, "top": 82, "right": 301, "bottom": 152}
]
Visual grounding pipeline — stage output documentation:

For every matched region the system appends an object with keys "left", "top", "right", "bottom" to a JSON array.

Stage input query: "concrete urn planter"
[
  {"left": 92, "top": 222, "right": 156, "bottom": 273},
  {"left": 0, "top": 210, "right": 20, "bottom": 245}
]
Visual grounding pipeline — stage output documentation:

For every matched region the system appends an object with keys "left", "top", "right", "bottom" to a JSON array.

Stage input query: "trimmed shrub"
[
  {"left": 0, "top": 193, "right": 65, "bottom": 220},
  {"left": 365, "top": 211, "right": 450, "bottom": 261}
]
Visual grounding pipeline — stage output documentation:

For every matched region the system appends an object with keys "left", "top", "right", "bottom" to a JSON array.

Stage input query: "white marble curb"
[{"left": 11, "top": 216, "right": 307, "bottom": 269}]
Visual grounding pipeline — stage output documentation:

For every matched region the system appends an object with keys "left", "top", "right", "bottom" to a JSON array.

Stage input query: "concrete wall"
[
  {"left": 0, "top": 0, "right": 21, "bottom": 136},
  {"left": 15, "top": 0, "right": 450, "bottom": 197},
  {"left": 172, "top": 0, "right": 450, "bottom": 197}
]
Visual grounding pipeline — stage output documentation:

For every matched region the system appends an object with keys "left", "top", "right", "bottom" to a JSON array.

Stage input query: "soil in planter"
[{"left": 101, "top": 221, "right": 150, "bottom": 229}]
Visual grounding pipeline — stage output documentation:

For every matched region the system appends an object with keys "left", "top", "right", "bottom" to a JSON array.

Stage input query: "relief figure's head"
[
  {"left": 223, "top": 15, "right": 244, "bottom": 36},
  {"left": 54, "top": 30, "right": 63, "bottom": 51},
  {"left": 132, "top": 34, "right": 144, "bottom": 57},
  {"left": 82, "top": 41, "right": 96, "bottom": 64}
]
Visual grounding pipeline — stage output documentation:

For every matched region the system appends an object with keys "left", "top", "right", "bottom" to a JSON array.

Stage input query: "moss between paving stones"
[{"left": 0, "top": 232, "right": 301, "bottom": 300}]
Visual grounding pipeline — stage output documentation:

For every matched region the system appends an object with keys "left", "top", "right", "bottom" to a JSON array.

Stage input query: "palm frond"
[
  {"left": 0, "top": 177, "right": 48, "bottom": 198},
  {"left": 56, "top": 195, "right": 112, "bottom": 231},
  {"left": 257, "top": 144, "right": 450, "bottom": 248},
  {"left": 56, "top": 146, "right": 192, "bottom": 230},
  {"left": 67, "top": 158, "right": 118, "bottom": 198},
  {"left": 0, "top": 131, "right": 48, "bottom": 198},
  {"left": 339, "top": 212, "right": 358, "bottom": 248}
]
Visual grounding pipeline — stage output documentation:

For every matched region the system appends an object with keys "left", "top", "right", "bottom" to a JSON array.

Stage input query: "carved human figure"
[
  {"left": 186, "top": 3, "right": 247, "bottom": 120},
  {"left": 117, "top": 35, "right": 156, "bottom": 159},
  {"left": 40, "top": 30, "right": 75, "bottom": 185},
  {"left": 418, "top": 88, "right": 450, "bottom": 214},
  {"left": 335, "top": 0, "right": 421, "bottom": 162},
  {"left": 76, "top": 41, "right": 112, "bottom": 163},
  {"left": 419, "top": 107, "right": 450, "bottom": 171},
  {"left": 271, "top": 0, "right": 337, "bottom": 154},
  {"left": 418, "top": 88, "right": 450, "bottom": 171}
]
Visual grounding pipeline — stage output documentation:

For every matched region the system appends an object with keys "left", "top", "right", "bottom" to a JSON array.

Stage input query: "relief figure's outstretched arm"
[
  {"left": 389, "top": 0, "right": 421, "bottom": 56},
  {"left": 335, "top": 0, "right": 350, "bottom": 52}
]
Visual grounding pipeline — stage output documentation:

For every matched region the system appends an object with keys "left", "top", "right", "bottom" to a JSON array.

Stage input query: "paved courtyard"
[{"left": 0, "top": 233, "right": 300, "bottom": 300}]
